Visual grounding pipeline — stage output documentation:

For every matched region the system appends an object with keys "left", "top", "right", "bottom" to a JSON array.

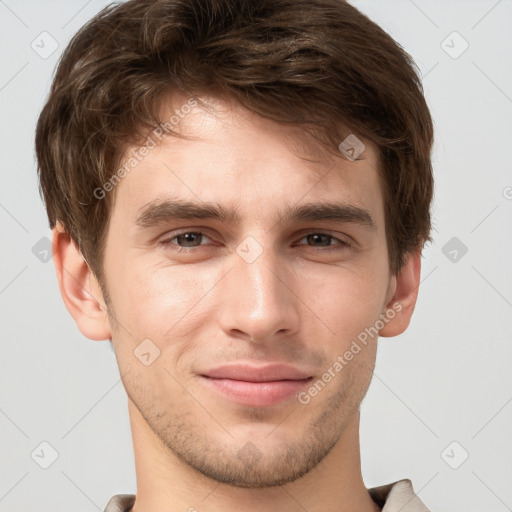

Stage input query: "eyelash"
[{"left": 159, "top": 230, "right": 352, "bottom": 253}]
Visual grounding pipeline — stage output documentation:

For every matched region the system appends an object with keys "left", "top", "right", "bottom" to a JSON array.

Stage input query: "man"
[{"left": 35, "top": 0, "right": 434, "bottom": 510}]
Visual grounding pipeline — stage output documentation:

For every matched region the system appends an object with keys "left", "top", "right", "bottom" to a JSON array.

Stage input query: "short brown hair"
[{"left": 35, "top": 0, "right": 434, "bottom": 291}]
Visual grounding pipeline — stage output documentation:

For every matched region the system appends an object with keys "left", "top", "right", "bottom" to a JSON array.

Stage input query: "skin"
[{"left": 53, "top": 92, "right": 421, "bottom": 512}]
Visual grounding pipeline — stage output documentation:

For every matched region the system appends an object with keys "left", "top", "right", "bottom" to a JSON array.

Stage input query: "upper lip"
[{"left": 202, "top": 364, "right": 312, "bottom": 382}]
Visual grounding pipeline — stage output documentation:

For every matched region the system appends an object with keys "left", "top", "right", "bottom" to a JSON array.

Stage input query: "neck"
[{"left": 128, "top": 399, "right": 379, "bottom": 512}]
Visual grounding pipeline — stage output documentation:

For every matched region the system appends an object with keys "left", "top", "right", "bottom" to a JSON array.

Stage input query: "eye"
[
  {"left": 158, "top": 230, "right": 352, "bottom": 254},
  {"left": 295, "top": 232, "right": 351, "bottom": 250},
  {"left": 159, "top": 231, "right": 212, "bottom": 250}
]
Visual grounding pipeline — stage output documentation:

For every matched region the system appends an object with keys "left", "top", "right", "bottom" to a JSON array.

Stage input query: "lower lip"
[{"left": 200, "top": 376, "right": 312, "bottom": 407}]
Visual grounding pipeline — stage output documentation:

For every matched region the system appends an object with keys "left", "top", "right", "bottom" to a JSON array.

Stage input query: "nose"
[{"left": 216, "top": 237, "right": 300, "bottom": 345}]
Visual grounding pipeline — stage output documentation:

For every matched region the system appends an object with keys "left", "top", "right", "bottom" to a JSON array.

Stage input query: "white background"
[{"left": 0, "top": 1, "right": 511, "bottom": 511}]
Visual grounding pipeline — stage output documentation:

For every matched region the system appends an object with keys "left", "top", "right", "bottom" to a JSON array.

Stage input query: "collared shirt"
[
  {"left": 103, "top": 478, "right": 431, "bottom": 511},
  {"left": 368, "top": 479, "right": 431, "bottom": 511}
]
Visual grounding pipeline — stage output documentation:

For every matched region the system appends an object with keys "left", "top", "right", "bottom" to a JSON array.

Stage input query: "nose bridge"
[
  {"left": 239, "top": 236, "right": 285, "bottom": 307},
  {"left": 217, "top": 233, "right": 299, "bottom": 342}
]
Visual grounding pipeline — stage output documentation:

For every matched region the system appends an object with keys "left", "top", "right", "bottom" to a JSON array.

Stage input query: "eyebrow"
[{"left": 135, "top": 198, "right": 376, "bottom": 231}]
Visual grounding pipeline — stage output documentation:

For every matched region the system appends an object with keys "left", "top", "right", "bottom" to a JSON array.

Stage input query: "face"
[{"left": 99, "top": 93, "right": 396, "bottom": 488}]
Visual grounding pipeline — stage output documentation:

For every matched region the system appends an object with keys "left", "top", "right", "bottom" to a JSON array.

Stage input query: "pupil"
[
  {"left": 309, "top": 234, "right": 328, "bottom": 246},
  {"left": 180, "top": 233, "right": 199, "bottom": 247}
]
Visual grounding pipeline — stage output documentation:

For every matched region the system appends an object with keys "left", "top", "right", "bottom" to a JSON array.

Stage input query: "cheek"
[
  {"left": 107, "top": 263, "right": 217, "bottom": 389},
  {"left": 110, "top": 260, "right": 220, "bottom": 346},
  {"left": 297, "top": 262, "right": 388, "bottom": 352}
]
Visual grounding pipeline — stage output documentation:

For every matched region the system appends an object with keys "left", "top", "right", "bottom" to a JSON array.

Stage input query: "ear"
[
  {"left": 52, "top": 222, "right": 112, "bottom": 341},
  {"left": 379, "top": 249, "right": 421, "bottom": 337}
]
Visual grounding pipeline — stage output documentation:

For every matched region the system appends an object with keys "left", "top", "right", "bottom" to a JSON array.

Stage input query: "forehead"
[{"left": 111, "top": 93, "right": 384, "bottom": 229}]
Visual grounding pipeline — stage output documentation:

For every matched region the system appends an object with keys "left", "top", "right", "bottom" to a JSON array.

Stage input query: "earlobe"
[
  {"left": 379, "top": 249, "right": 422, "bottom": 338},
  {"left": 52, "top": 222, "right": 112, "bottom": 341}
]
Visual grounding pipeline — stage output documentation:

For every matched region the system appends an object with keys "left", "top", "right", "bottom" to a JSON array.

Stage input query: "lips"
[
  {"left": 199, "top": 363, "right": 313, "bottom": 407},
  {"left": 203, "top": 363, "right": 312, "bottom": 382}
]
